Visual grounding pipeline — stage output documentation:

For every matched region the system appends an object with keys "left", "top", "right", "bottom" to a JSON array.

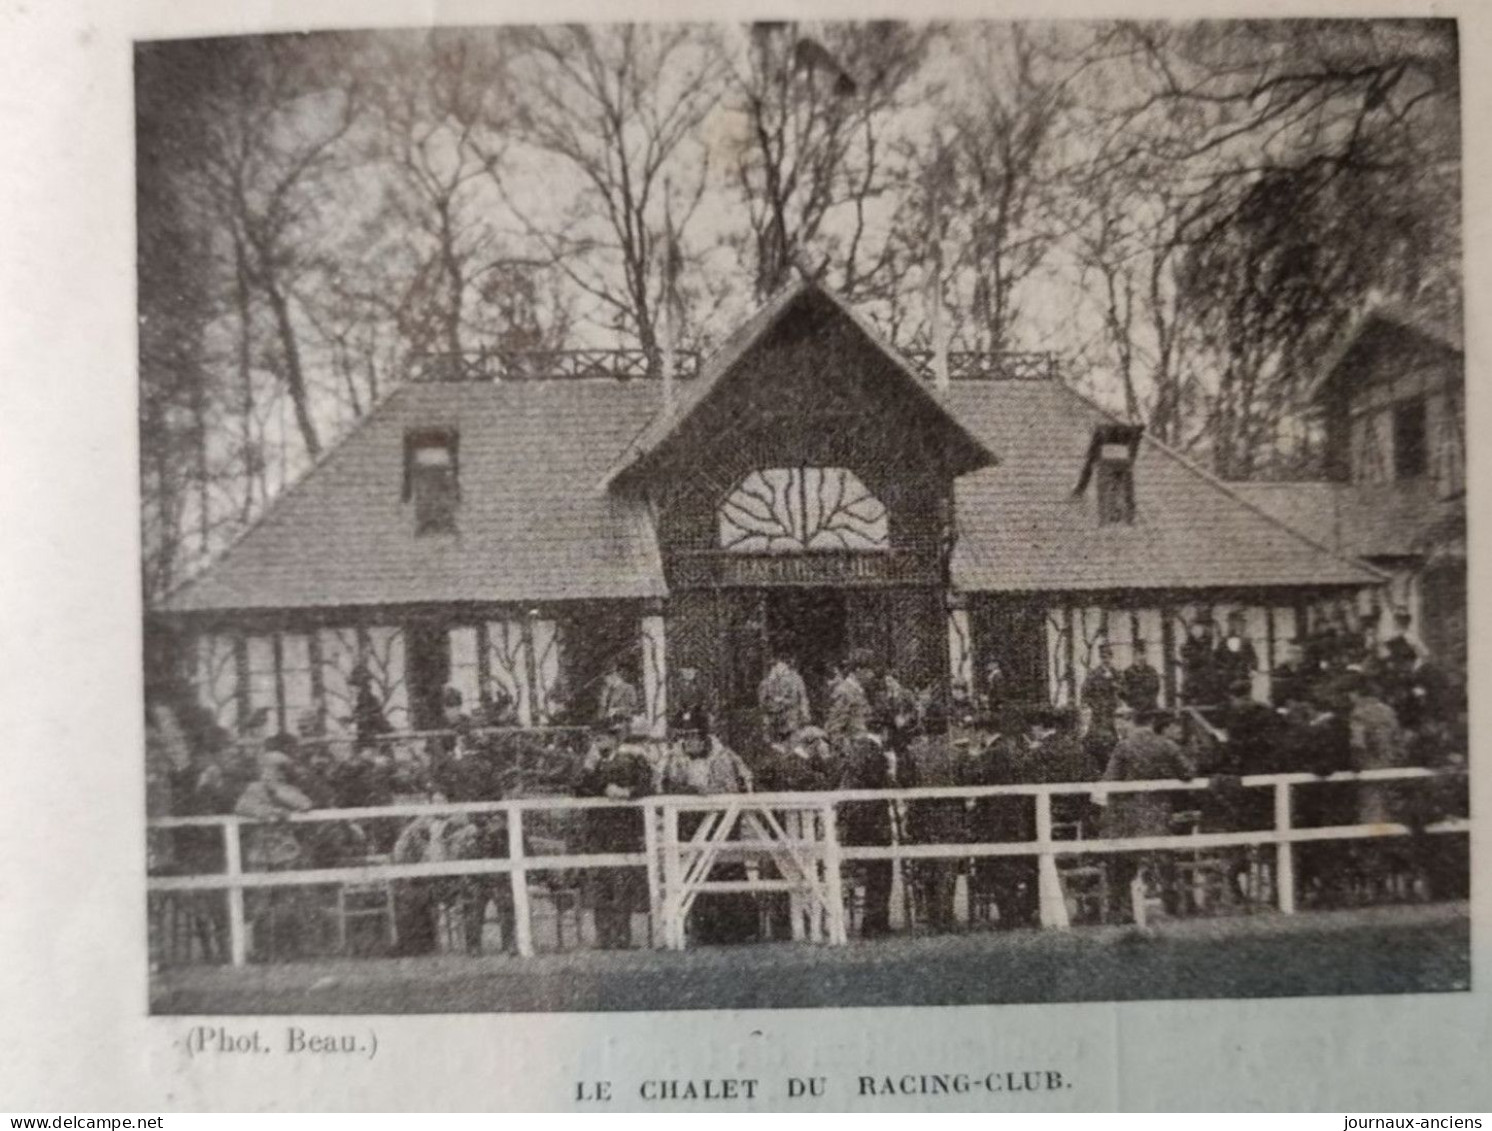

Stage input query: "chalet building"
[
  {"left": 156, "top": 282, "right": 1382, "bottom": 747},
  {"left": 1238, "top": 304, "right": 1466, "bottom": 673}
]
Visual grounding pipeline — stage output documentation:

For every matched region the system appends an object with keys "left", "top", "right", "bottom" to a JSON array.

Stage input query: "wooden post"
[
  {"left": 662, "top": 804, "right": 684, "bottom": 950},
  {"left": 822, "top": 802, "right": 848, "bottom": 946},
  {"left": 1063, "top": 605, "right": 1078, "bottom": 706},
  {"left": 641, "top": 605, "right": 668, "bottom": 739},
  {"left": 1160, "top": 602, "right": 1178, "bottom": 707},
  {"left": 946, "top": 597, "right": 973, "bottom": 693},
  {"left": 507, "top": 808, "right": 534, "bottom": 957},
  {"left": 232, "top": 634, "right": 250, "bottom": 736},
  {"left": 1035, "top": 789, "right": 1070, "bottom": 930},
  {"left": 224, "top": 819, "right": 247, "bottom": 967},
  {"left": 889, "top": 800, "right": 907, "bottom": 931},
  {"left": 642, "top": 800, "right": 663, "bottom": 950},
  {"left": 1275, "top": 780, "right": 1296, "bottom": 915},
  {"left": 271, "top": 632, "right": 287, "bottom": 735},
  {"left": 787, "top": 810, "right": 807, "bottom": 942},
  {"left": 520, "top": 613, "right": 541, "bottom": 728}
]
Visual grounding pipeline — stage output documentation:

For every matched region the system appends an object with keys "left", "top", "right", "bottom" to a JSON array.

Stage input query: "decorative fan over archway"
[{"left": 718, "top": 467, "right": 889, "bottom": 553}]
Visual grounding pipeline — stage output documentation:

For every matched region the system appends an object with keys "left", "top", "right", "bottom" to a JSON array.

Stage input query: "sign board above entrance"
[{"left": 668, "top": 550, "right": 938, "bottom": 589}]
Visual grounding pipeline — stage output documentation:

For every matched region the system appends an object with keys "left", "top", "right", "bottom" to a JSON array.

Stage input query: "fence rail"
[
  {"left": 410, "top": 348, "right": 702, "bottom": 382},
  {"left": 403, "top": 347, "right": 1060, "bottom": 384},
  {"left": 147, "top": 766, "right": 1468, "bottom": 967},
  {"left": 901, "top": 349, "right": 1059, "bottom": 381}
]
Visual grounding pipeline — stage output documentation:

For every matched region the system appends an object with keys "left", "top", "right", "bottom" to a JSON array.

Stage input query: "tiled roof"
[
  {"left": 162, "top": 380, "right": 668, "bottom": 613},
  {"left": 1233, "top": 479, "right": 1451, "bottom": 560},
  {"left": 945, "top": 380, "right": 1383, "bottom": 593},
  {"left": 163, "top": 289, "right": 1385, "bottom": 615}
]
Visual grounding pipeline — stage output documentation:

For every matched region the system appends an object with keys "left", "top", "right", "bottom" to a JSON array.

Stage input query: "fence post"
[
  {"left": 1275, "top": 780, "right": 1296, "bottom": 915},
  {"left": 642, "top": 801, "right": 663, "bottom": 949},
  {"left": 788, "top": 809, "right": 809, "bottom": 943},
  {"left": 224, "top": 819, "right": 247, "bottom": 967},
  {"left": 889, "top": 800, "right": 909, "bottom": 931},
  {"left": 662, "top": 803, "right": 684, "bottom": 950},
  {"left": 822, "top": 802, "right": 847, "bottom": 945},
  {"left": 507, "top": 807, "right": 534, "bottom": 957},
  {"left": 1035, "top": 789, "right": 1070, "bottom": 930}
]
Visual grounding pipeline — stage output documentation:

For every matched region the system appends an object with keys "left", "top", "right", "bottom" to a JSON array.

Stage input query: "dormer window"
[
  {"left": 404, "top": 429, "right": 459, "bottom": 535},
  {"left": 1095, "top": 450, "right": 1135, "bottom": 525},
  {"left": 1076, "top": 424, "right": 1142, "bottom": 526}
]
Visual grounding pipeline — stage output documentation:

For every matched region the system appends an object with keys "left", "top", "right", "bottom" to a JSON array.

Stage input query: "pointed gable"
[
  {"left": 1304, "top": 302, "right": 1464, "bottom": 405},
  {"left": 604, "top": 281, "right": 996, "bottom": 489}
]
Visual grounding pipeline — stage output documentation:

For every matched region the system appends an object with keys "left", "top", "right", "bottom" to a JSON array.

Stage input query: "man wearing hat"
[
  {"left": 659, "top": 708, "right": 752, "bottom": 796},
  {"left": 758, "top": 650, "right": 811, "bottom": 745},
  {"left": 670, "top": 665, "right": 710, "bottom": 732},
  {"left": 795, "top": 724, "right": 840, "bottom": 785},
  {"left": 234, "top": 746, "right": 314, "bottom": 826},
  {"left": 1215, "top": 611, "right": 1260, "bottom": 700},
  {"left": 1269, "top": 637, "right": 1310, "bottom": 710},
  {"left": 1345, "top": 675, "right": 1407, "bottom": 824},
  {"left": 755, "top": 724, "right": 833, "bottom": 793},
  {"left": 433, "top": 686, "right": 505, "bottom": 803},
  {"left": 965, "top": 708, "right": 1036, "bottom": 928},
  {"left": 233, "top": 746, "right": 316, "bottom": 959},
  {"left": 349, "top": 663, "right": 391, "bottom": 747},
  {"left": 826, "top": 649, "right": 875, "bottom": 759},
  {"left": 1100, "top": 703, "right": 1195, "bottom": 922},
  {"left": 751, "top": 724, "right": 833, "bottom": 939},
  {"left": 575, "top": 722, "right": 654, "bottom": 948},
  {"left": 657, "top": 710, "right": 758, "bottom": 943},
  {"left": 597, "top": 662, "right": 641, "bottom": 728},
  {"left": 1083, "top": 642, "right": 1123, "bottom": 735},
  {"left": 1180, "top": 618, "right": 1221, "bottom": 707},
  {"left": 903, "top": 699, "right": 966, "bottom": 931},
  {"left": 1122, "top": 640, "right": 1162, "bottom": 713},
  {"left": 1384, "top": 607, "right": 1430, "bottom": 671},
  {"left": 842, "top": 730, "right": 898, "bottom": 937}
]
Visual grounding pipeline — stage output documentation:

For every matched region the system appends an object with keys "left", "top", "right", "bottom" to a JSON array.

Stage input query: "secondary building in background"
[
  {"left": 1238, "top": 303, "right": 1466, "bottom": 673},
  {"left": 154, "top": 282, "right": 1383, "bottom": 747}
]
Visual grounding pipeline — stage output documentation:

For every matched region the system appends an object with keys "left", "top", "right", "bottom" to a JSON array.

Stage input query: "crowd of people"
[{"left": 147, "top": 606, "right": 1466, "bottom": 962}]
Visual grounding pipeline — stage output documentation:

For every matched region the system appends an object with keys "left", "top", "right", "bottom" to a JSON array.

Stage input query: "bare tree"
[
  {"left": 1070, "top": 165, "right": 1208, "bottom": 446},
  {"left": 491, "top": 25, "right": 725, "bottom": 364},
  {"left": 192, "top": 36, "right": 363, "bottom": 461},
  {"left": 137, "top": 41, "right": 236, "bottom": 596},
  {"left": 731, "top": 21, "right": 932, "bottom": 303},
  {"left": 944, "top": 26, "right": 1074, "bottom": 351},
  {"left": 357, "top": 30, "right": 541, "bottom": 365},
  {"left": 1113, "top": 19, "right": 1459, "bottom": 476}
]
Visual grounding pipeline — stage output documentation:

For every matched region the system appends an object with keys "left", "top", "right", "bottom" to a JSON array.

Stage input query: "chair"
[
  {"left": 1168, "top": 809, "right": 1232, "bottom": 915},
  {"left": 967, "top": 868, "right": 997, "bottom": 925},
  {"left": 527, "top": 826, "right": 584, "bottom": 950},
  {"left": 1053, "top": 819, "right": 1110, "bottom": 926},
  {"left": 1235, "top": 843, "right": 1276, "bottom": 911},
  {"left": 335, "top": 853, "right": 397, "bottom": 955},
  {"left": 841, "top": 866, "right": 868, "bottom": 935},
  {"left": 151, "top": 890, "right": 228, "bottom": 966},
  {"left": 544, "top": 878, "right": 586, "bottom": 950}
]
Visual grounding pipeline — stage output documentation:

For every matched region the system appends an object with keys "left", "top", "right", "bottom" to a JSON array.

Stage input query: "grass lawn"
[{"left": 151, "top": 901, "right": 1470, "bottom": 1014}]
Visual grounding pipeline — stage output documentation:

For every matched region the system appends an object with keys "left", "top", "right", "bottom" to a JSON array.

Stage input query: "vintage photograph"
[{"left": 138, "top": 18, "right": 1469, "bottom": 1014}]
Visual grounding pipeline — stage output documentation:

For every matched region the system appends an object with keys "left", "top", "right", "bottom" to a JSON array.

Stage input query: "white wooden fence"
[{"left": 147, "top": 766, "right": 1468, "bottom": 967}]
